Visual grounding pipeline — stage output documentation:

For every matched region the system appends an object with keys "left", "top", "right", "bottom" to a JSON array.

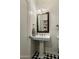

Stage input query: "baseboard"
[{"left": 20, "top": 56, "right": 31, "bottom": 59}]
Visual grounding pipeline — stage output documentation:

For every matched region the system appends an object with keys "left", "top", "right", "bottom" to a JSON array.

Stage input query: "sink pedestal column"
[
  {"left": 39, "top": 41, "right": 44, "bottom": 58},
  {"left": 29, "top": 35, "right": 50, "bottom": 58}
]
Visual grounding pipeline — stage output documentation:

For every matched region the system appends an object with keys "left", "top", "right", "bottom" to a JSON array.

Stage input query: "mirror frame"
[{"left": 37, "top": 12, "right": 49, "bottom": 33}]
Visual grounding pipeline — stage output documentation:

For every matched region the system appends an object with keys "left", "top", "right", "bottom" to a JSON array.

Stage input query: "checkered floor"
[{"left": 32, "top": 51, "right": 59, "bottom": 59}]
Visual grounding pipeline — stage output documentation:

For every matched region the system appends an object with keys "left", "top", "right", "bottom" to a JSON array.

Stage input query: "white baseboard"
[{"left": 20, "top": 56, "right": 31, "bottom": 59}]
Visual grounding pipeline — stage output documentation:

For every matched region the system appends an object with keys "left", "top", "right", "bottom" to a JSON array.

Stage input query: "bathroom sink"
[
  {"left": 29, "top": 34, "right": 50, "bottom": 41},
  {"left": 29, "top": 34, "right": 50, "bottom": 58}
]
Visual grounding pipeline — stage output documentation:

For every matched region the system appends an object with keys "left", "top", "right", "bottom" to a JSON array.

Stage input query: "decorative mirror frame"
[{"left": 37, "top": 12, "right": 49, "bottom": 33}]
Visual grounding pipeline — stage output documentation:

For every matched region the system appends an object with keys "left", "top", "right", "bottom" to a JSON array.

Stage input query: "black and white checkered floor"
[{"left": 32, "top": 51, "right": 59, "bottom": 59}]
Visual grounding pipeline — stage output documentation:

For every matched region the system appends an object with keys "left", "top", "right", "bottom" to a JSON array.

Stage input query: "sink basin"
[{"left": 29, "top": 34, "right": 50, "bottom": 41}]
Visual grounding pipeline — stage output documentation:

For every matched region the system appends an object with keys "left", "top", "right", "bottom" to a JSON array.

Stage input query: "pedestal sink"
[
  {"left": 29, "top": 34, "right": 50, "bottom": 41},
  {"left": 29, "top": 34, "right": 50, "bottom": 59}
]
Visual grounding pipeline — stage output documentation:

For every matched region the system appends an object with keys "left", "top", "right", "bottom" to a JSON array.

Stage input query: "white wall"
[
  {"left": 20, "top": 0, "right": 39, "bottom": 59},
  {"left": 20, "top": 0, "right": 31, "bottom": 59}
]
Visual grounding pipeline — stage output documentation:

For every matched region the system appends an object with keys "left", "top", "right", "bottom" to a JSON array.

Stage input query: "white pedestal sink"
[
  {"left": 29, "top": 34, "right": 50, "bottom": 41},
  {"left": 29, "top": 34, "right": 50, "bottom": 58}
]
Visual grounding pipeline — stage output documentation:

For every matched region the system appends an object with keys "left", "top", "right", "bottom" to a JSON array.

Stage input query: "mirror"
[{"left": 37, "top": 12, "right": 49, "bottom": 33}]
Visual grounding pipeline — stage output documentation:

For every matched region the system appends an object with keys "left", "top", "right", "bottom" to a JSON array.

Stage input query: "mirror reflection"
[{"left": 37, "top": 12, "right": 49, "bottom": 33}]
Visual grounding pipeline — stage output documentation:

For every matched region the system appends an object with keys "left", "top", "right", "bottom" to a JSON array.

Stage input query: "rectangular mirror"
[{"left": 37, "top": 12, "right": 49, "bottom": 33}]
